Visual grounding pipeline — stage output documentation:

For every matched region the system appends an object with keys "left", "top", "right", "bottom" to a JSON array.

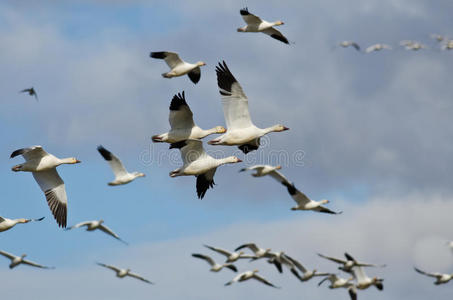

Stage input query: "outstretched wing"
[
  {"left": 33, "top": 169, "right": 67, "bottom": 228},
  {"left": 97, "top": 146, "right": 128, "bottom": 178},
  {"left": 414, "top": 267, "right": 441, "bottom": 278},
  {"left": 252, "top": 273, "right": 280, "bottom": 288},
  {"left": 240, "top": 7, "right": 263, "bottom": 25},
  {"left": 22, "top": 259, "right": 53, "bottom": 269},
  {"left": 204, "top": 245, "right": 231, "bottom": 257},
  {"left": 97, "top": 262, "right": 121, "bottom": 273},
  {"left": 0, "top": 250, "right": 16, "bottom": 260},
  {"left": 216, "top": 61, "right": 253, "bottom": 130},
  {"left": 150, "top": 51, "right": 183, "bottom": 69},
  {"left": 235, "top": 243, "right": 259, "bottom": 253},
  {"left": 314, "top": 206, "right": 342, "bottom": 214},
  {"left": 10, "top": 145, "right": 48, "bottom": 161},
  {"left": 127, "top": 272, "right": 154, "bottom": 284},
  {"left": 98, "top": 224, "right": 128, "bottom": 244},
  {"left": 196, "top": 169, "right": 216, "bottom": 199},
  {"left": 66, "top": 221, "right": 92, "bottom": 230},
  {"left": 262, "top": 27, "right": 289, "bottom": 44},
  {"left": 318, "top": 253, "right": 346, "bottom": 264},
  {"left": 192, "top": 253, "right": 216, "bottom": 267},
  {"left": 170, "top": 139, "right": 207, "bottom": 166},
  {"left": 282, "top": 182, "right": 311, "bottom": 206},
  {"left": 268, "top": 170, "right": 291, "bottom": 185},
  {"left": 169, "top": 91, "right": 195, "bottom": 130},
  {"left": 187, "top": 67, "right": 201, "bottom": 84}
]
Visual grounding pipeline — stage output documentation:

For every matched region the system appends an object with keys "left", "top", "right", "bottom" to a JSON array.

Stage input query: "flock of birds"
[
  {"left": 337, "top": 33, "right": 453, "bottom": 53},
  {"left": 3, "top": 6, "right": 453, "bottom": 299}
]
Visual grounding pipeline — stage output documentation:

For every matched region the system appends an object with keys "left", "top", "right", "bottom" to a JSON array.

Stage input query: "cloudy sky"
[{"left": 1, "top": 0, "right": 453, "bottom": 299}]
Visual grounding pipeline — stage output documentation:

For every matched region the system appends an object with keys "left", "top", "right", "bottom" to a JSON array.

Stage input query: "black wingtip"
[
  {"left": 10, "top": 148, "right": 26, "bottom": 158},
  {"left": 240, "top": 7, "right": 249, "bottom": 15},
  {"left": 196, "top": 174, "right": 215, "bottom": 199},
  {"left": 150, "top": 51, "right": 166, "bottom": 59},
  {"left": 97, "top": 145, "right": 112, "bottom": 161},
  {"left": 169, "top": 91, "right": 187, "bottom": 111},
  {"left": 238, "top": 144, "right": 259, "bottom": 154},
  {"left": 169, "top": 140, "right": 187, "bottom": 149},
  {"left": 270, "top": 34, "right": 289, "bottom": 44}
]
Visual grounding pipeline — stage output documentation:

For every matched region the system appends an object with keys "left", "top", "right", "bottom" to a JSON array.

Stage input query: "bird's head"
[
  {"left": 99, "top": 219, "right": 104, "bottom": 224},
  {"left": 275, "top": 21, "right": 284, "bottom": 26},
  {"left": 320, "top": 199, "right": 330, "bottom": 204},
  {"left": 237, "top": 27, "right": 246, "bottom": 32},
  {"left": 253, "top": 269, "right": 259, "bottom": 273},
  {"left": 273, "top": 124, "right": 290, "bottom": 132},
  {"left": 275, "top": 165, "right": 282, "bottom": 170},
  {"left": 71, "top": 158, "right": 82, "bottom": 164},
  {"left": 215, "top": 126, "right": 227, "bottom": 134},
  {"left": 19, "top": 218, "right": 30, "bottom": 224},
  {"left": 134, "top": 172, "right": 146, "bottom": 178},
  {"left": 21, "top": 254, "right": 27, "bottom": 259},
  {"left": 197, "top": 61, "right": 207, "bottom": 67}
]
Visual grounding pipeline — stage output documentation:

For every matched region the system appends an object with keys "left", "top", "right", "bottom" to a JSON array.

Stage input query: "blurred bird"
[
  {"left": 0, "top": 216, "right": 44, "bottom": 232},
  {"left": 203, "top": 244, "right": 254, "bottom": 263},
  {"left": 97, "top": 262, "right": 153, "bottom": 284},
  {"left": 339, "top": 41, "right": 361, "bottom": 51},
  {"left": 414, "top": 267, "right": 453, "bottom": 285},
  {"left": 225, "top": 269, "right": 280, "bottom": 288},
  {"left": 365, "top": 43, "right": 392, "bottom": 53},
  {"left": 19, "top": 87, "right": 38, "bottom": 101},
  {"left": 318, "top": 252, "right": 385, "bottom": 273},
  {"left": 191, "top": 253, "right": 237, "bottom": 272},
  {"left": 0, "top": 250, "right": 54, "bottom": 269},
  {"left": 66, "top": 219, "right": 128, "bottom": 245}
]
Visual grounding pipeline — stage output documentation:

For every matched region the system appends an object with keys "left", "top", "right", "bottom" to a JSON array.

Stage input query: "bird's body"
[
  {"left": 150, "top": 51, "right": 206, "bottom": 84},
  {"left": 97, "top": 145, "right": 145, "bottom": 186},
  {"left": 400, "top": 40, "right": 426, "bottom": 51},
  {"left": 203, "top": 245, "right": 254, "bottom": 263},
  {"left": 66, "top": 220, "right": 127, "bottom": 244},
  {"left": 10, "top": 146, "right": 81, "bottom": 228},
  {"left": 318, "top": 274, "right": 356, "bottom": 300},
  {"left": 414, "top": 267, "right": 453, "bottom": 285},
  {"left": 169, "top": 139, "right": 241, "bottom": 199},
  {"left": 0, "top": 216, "right": 44, "bottom": 232},
  {"left": 282, "top": 182, "right": 341, "bottom": 214},
  {"left": 0, "top": 250, "right": 53, "bottom": 269},
  {"left": 208, "top": 61, "right": 289, "bottom": 154},
  {"left": 225, "top": 270, "right": 279, "bottom": 288},
  {"left": 237, "top": 8, "right": 289, "bottom": 44},
  {"left": 351, "top": 266, "right": 384, "bottom": 290},
  {"left": 192, "top": 253, "right": 237, "bottom": 272},
  {"left": 152, "top": 92, "right": 226, "bottom": 143},
  {"left": 97, "top": 262, "right": 153, "bottom": 284}
]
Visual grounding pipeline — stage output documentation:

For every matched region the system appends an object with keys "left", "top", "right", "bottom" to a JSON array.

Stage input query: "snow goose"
[
  {"left": 318, "top": 274, "right": 356, "bottom": 300},
  {"left": 208, "top": 61, "right": 289, "bottom": 154},
  {"left": 235, "top": 243, "right": 273, "bottom": 260},
  {"left": 318, "top": 252, "right": 385, "bottom": 273},
  {"left": 351, "top": 266, "right": 384, "bottom": 291},
  {"left": 284, "top": 255, "right": 330, "bottom": 282},
  {"left": 225, "top": 269, "right": 280, "bottom": 288},
  {"left": 266, "top": 251, "right": 295, "bottom": 273},
  {"left": 97, "top": 145, "right": 145, "bottom": 186},
  {"left": 282, "top": 182, "right": 341, "bottom": 214},
  {"left": 365, "top": 43, "right": 392, "bottom": 53},
  {"left": 237, "top": 7, "right": 289, "bottom": 44},
  {"left": 20, "top": 87, "right": 38, "bottom": 101},
  {"left": 400, "top": 40, "right": 426, "bottom": 51},
  {"left": 414, "top": 267, "right": 453, "bottom": 285},
  {"left": 240, "top": 165, "right": 290, "bottom": 185},
  {"left": 152, "top": 91, "right": 226, "bottom": 143},
  {"left": 169, "top": 139, "right": 242, "bottom": 199},
  {"left": 149, "top": 51, "right": 206, "bottom": 84},
  {"left": 0, "top": 216, "right": 44, "bottom": 232},
  {"left": 97, "top": 262, "right": 153, "bottom": 284},
  {"left": 66, "top": 219, "right": 128, "bottom": 244},
  {"left": 10, "top": 146, "right": 81, "bottom": 228},
  {"left": 0, "top": 250, "right": 54, "bottom": 269},
  {"left": 339, "top": 41, "right": 361, "bottom": 51},
  {"left": 192, "top": 253, "right": 237, "bottom": 272},
  {"left": 203, "top": 244, "right": 254, "bottom": 263}
]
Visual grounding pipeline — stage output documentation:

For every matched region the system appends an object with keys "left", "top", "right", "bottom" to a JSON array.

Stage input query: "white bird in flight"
[
  {"left": 339, "top": 41, "right": 361, "bottom": 51},
  {"left": 365, "top": 43, "right": 392, "bottom": 53},
  {"left": 284, "top": 255, "right": 330, "bottom": 282},
  {"left": 0, "top": 216, "right": 44, "bottom": 232},
  {"left": 97, "top": 262, "right": 153, "bottom": 284},
  {"left": 0, "top": 250, "right": 54, "bottom": 269},
  {"left": 10, "top": 146, "right": 81, "bottom": 228},
  {"left": 240, "top": 165, "right": 290, "bottom": 184},
  {"left": 66, "top": 219, "right": 128, "bottom": 244},
  {"left": 192, "top": 253, "right": 238, "bottom": 272},
  {"left": 203, "top": 244, "right": 254, "bottom": 263},
  {"left": 414, "top": 267, "right": 453, "bottom": 285},
  {"left": 169, "top": 139, "right": 242, "bottom": 199},
  {"left": 97, "top": 145, "right": 145, "bottom": 186},
  {"left": 225, "top": 269, "right": 280, "bottom": 288},
  {"left": 318, "top": 252, "right": 385, "bottom": 273},
  {"left": 237, "top": 7, "right": 289, "bottom": 44},
  {"left": 351, "top": 265, "right": 384, "bottom": 291},
  {"left": 149, "top": 51, "right": 206, "bottom": 84},
  {"left": 208, "top": 61, "right": 289, "bottom": 154},
  {"left": 152, "top": 91, "right": 226, "bottom": 143},
  {"left": 318, "top": 273, "right": 356, "bottom": 300}
]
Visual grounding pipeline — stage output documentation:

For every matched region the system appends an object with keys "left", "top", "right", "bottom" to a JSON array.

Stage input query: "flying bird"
[
  {"left": 237, "top": 7, "right": 289, "bottom": 44},
  {"left": 192, "top": 253, "right": 237, "bottom": 272},
  {"left": 239, "top": 165, "right": 290, "bottom": 185},
  {"left": 0, "top": 250, "right": 54, "bottom": 269},
  {"left": 338, "top": 41, "right": 361, "bottom": 51},
  {"left": 203, "top": 244, "right": 254, "bottom": 263},
  {"left": 97, "top": 262, "right": 153, "bottom": 284},
  {"left": 169, "top": 139, "right": 242, "bottom": 199},
  {"left": 318, "top": 274, "right": 356, "bottom": 300},
  {"left": 282, "top": 182, "right": 341, "bottom": 214},
  {"left": 284, "top": 255, "right": 330, "bottom": 282},
  {"left": 152, "top": 91, "right": 226, "bottom": 143},
  {"left": 414, "top": 267, "right": 453, "bottom": 285},
  {"left": 235, "top": 243, "right": 273, "bottom": 260},
  {"left": 66, "top": 219, "right": 128, "bottom": 244},
  {"left": 365, "top": 43, "right": 392, "bottom": 53},
  {"left": 149, "top": 51, "right": 206, "bottom": 84},
  {"left": 0, "top": 216, "right": 44, "bottom": 232},
  {"left": 318, "top": 252, "right": 385, "bottom": 273},
  {"left": 441, "top": 40, "right": 453, "bottom": 50},
  {"left": 400, "top": 40, "right": 427, "bottom": 51},
  {"left": 430, "top": 34, "right": 445, "bottom": 42},
  {"left": 208, "top": 61, "right": 289, "bottom": 154},
  {"left": 97, "top": 145, "right": 145, "bottom": 186},
  {"left": 20, "top": 87, "right": 38, "bottom": 101},
  {"left": 10, "top": 146, "right": 81, "bottom": 228},
  {"left": 351, "top": 266, "right": 384, "bottom": 291},
  {"left": 225, "top": 269, "right": 279, "bottom": 288}
]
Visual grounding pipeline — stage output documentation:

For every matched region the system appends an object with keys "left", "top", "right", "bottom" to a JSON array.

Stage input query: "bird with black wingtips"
[
  {"left": 318, "top": 252, "right": 384, "bottom": 273},
  {"left": 0, "top": 250, "right": 54, "bottom": 269},
  {"left": 149, "top": 51, "right": 206, "bottom": 84},
  {"left": 66, "top": 219, "right": 128, "bottom": 245},
  {"left": 414, "top": 267, "right": 453, "bottom": 285},
  {"left": 237, "top": 7, "right": 289, "bottom": 44},
  {"left": 351, "top": 265, "right": 384, "bottom": 291},
  {"left": 192, "top": 253, "right": 237, "bottom": 272},
  {"left": 152, "top": 91, "right": 226, "bottom": 143},
  {"left": 240, "top": 164, "right": 290, "bottom": 185},
  {"left": 283, "top": 254, "right": 330, "bottom": 282},
  {"left": 0, "top": 216, "right": 44, "bottom": 232},
  {"left": 318, "top": 274, "right": 356, "bottom": 300},
  {"left": 225, "top": 269, "right": 280, "bottom": 288},
  {"left": 20, "top": 87, "right": 38, "bottom": 101},
  {"left": 203, "top": 244, "right": 255, "bottom": 263},
  {"left": 97, "top": 262, "right": 153, "bottom": 284},
  {"left": 168, "top": 139, "right": 242, "bottom": 199},
  {"left": 208, "top": 61, "right": 289, "bottom": 154},
  {"left": 338, "top": 41, "right": 361, "bottom": 51},
  {"left": 10, "top": 145, "right": 81, "bottom": 228},
  {"left": 97, "top": 145, "right": 145, "bottom": 186}
]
